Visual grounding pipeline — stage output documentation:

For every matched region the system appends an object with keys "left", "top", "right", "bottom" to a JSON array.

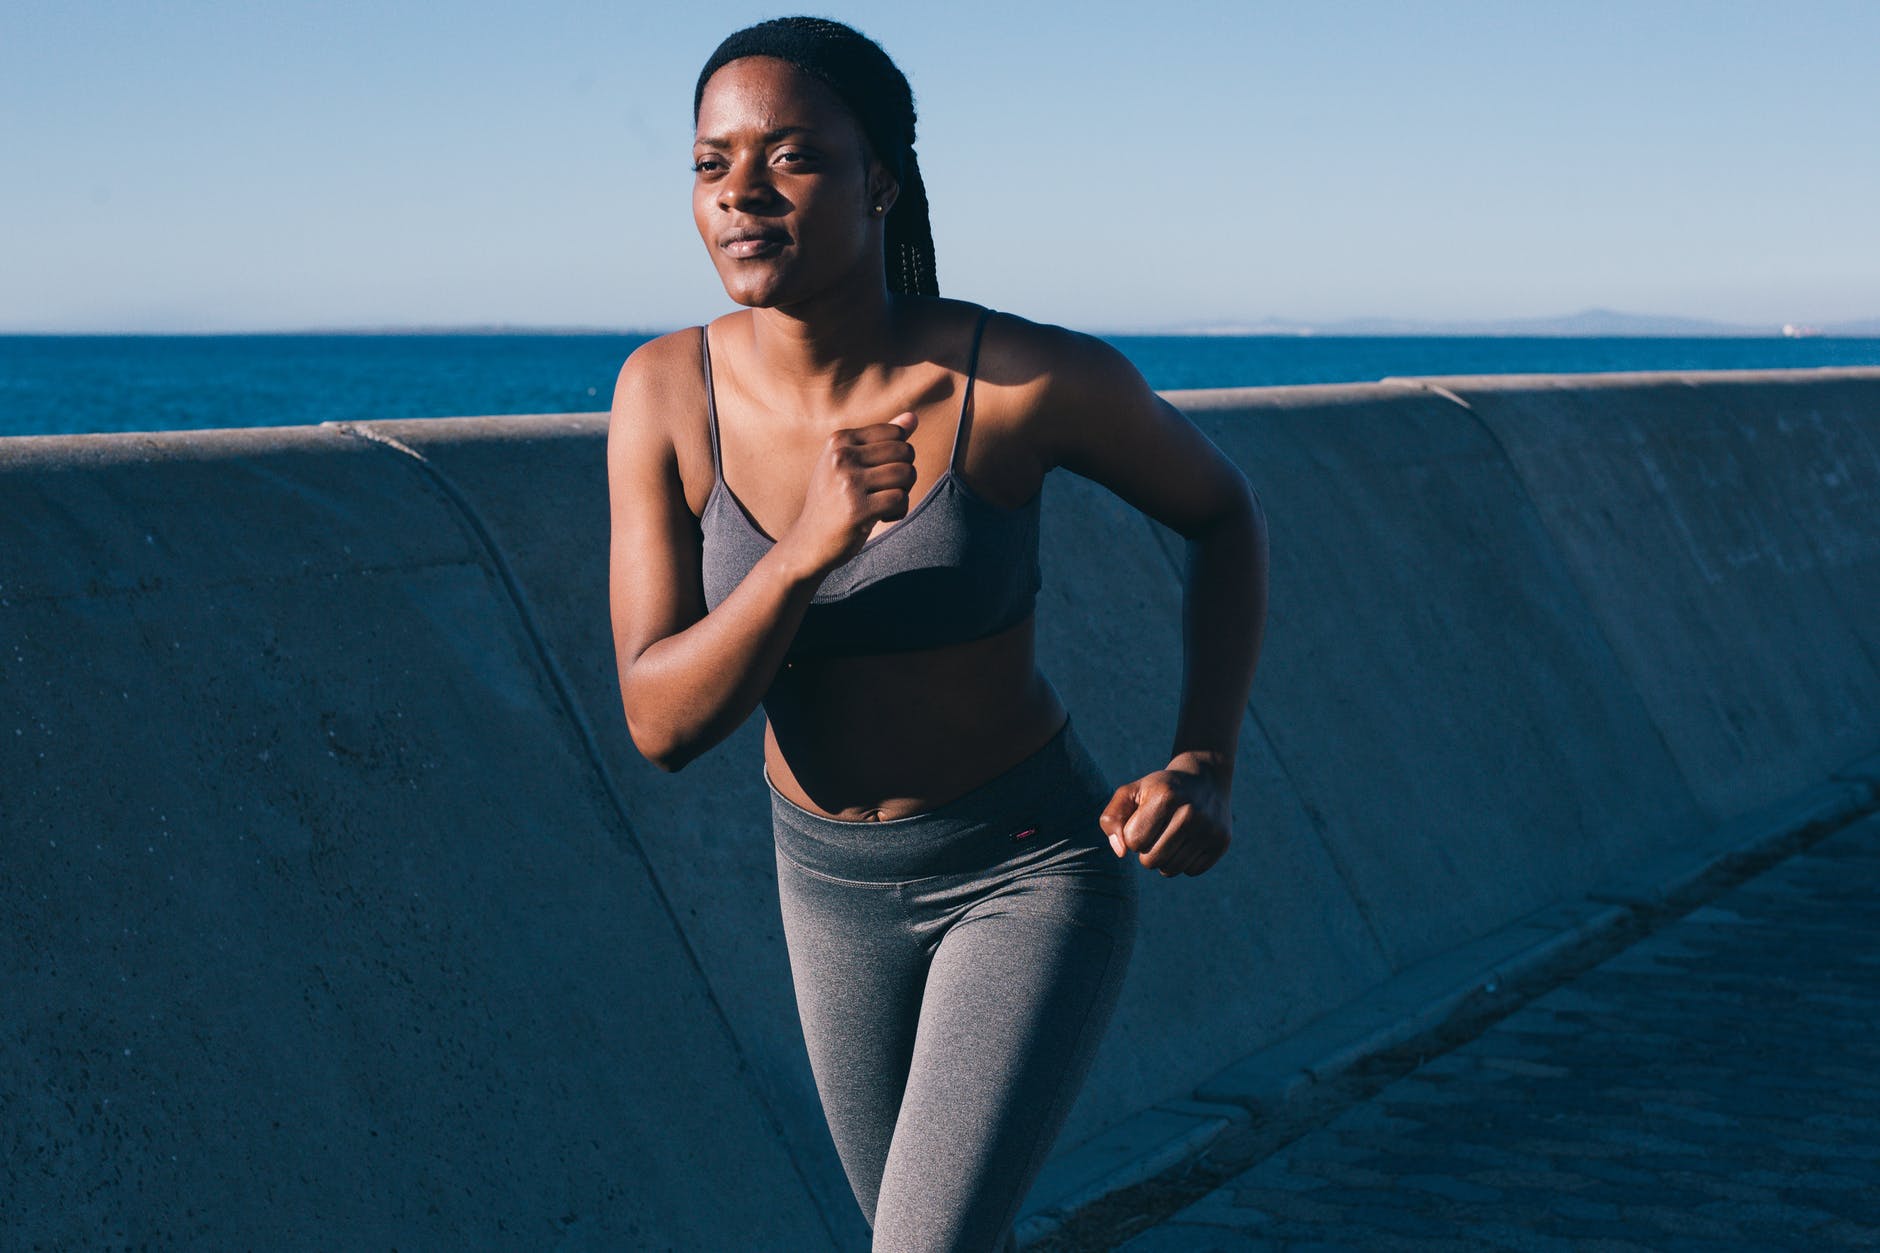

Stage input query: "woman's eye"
[
  {"left": 692, "top": 157, "right": 724, "bottom": 174},
  {"left": 774, "top": 149, "right": 811, "bottom": 166}
]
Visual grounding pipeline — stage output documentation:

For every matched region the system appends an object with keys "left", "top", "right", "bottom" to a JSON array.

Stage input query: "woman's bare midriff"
[{"left": 761, "top": 614, "right": 1069, "bottom": 821}]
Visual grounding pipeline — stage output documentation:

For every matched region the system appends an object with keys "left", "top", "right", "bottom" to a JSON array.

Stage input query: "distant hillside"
[{"left": 1137, "top": 308, "right": 1880, "bottom": 338}]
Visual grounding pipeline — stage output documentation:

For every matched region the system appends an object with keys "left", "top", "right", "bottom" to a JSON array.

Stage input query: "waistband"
[{"left": 766, "top": 715, "right": 1111, "bottom": 883}]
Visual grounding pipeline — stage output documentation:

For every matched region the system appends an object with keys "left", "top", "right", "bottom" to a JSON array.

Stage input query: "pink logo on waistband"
[{"left": 1009, "top": 827, "right": 1037, "bottom": 841}]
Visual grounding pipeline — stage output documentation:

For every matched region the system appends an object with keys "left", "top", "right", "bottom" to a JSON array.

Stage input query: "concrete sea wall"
[{"left": 4, "top": 368, "right": 1877, "bottom": 1248}]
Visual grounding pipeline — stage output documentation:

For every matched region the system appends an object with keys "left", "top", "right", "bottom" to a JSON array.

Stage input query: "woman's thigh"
[
  {"left": 873, "top": 859, "right": 1139, "bottom": 1253},
  {"left": 773, "top": 847, "right": 931, "bottom": 1228}
]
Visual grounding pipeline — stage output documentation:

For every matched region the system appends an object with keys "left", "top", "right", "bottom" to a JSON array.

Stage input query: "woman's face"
[{"left": 692, "top": 56, "right": 894, "bottom": 309}]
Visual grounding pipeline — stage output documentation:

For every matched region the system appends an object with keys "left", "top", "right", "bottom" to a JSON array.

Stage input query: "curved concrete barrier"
[{"left": 4, "top": 367, "right": 1876, "bottom": 1248}]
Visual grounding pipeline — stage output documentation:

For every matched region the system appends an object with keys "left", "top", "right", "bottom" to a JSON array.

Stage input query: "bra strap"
[
  {"left": 699, "top": 325, "right": 723, "bottom": 479},
  {"left": 948, "top": 306, "right": 996, "bottom": 473}
]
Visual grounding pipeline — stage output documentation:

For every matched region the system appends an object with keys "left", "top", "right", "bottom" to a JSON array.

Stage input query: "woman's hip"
[{"left": 767, "top": 713, "right": 1118, "bottom": 887}]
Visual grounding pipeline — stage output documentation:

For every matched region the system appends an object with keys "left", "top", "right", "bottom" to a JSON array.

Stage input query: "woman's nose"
[{"left": 718, "top": 161, "right": 777, "bottom": 212}]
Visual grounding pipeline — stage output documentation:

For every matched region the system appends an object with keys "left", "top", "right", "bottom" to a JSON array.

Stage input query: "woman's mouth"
[{"left": 721, "top": 229, "right": 789, "bottom": 259}]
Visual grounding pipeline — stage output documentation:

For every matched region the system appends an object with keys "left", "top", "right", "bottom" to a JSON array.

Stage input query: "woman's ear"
[{"left": 866, "top": 161, "right": 900, "bottom": 217}]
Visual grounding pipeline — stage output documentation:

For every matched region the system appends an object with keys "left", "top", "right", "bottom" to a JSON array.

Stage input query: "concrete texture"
[
  {"left": 1108, "top": 809, "right": 1880, "bottom": 1251},
  {"left": 1165, "top": 381, "right": 1703, "bottom": 970},
  {"left": 3, "top": 367, "right": 1877, "bottom": 1248},
  {"left": 1404, "top": 369, "right": 1880, "bottom": 817},
  {"left": 1019, "top": 763, "right": 1874, "bottom": 1247},
  {"left": 0, "top": 427, "right": 828, "bottom": 1250}
]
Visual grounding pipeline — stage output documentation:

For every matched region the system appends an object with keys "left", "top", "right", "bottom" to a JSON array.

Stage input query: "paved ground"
[{"left": 1080, "top": 811, "right": 1880, "bottom": 1251}]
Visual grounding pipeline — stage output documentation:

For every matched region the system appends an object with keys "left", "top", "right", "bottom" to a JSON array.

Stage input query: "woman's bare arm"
[
  {"left": 607, "top": 338, "right": 817, "bottom": 770},
  {"left": 1016, "top": 319, "right": 1270, "bottom": 874},
  {"left": 606, "top": 334, "right": 919, "bottom": 771}
]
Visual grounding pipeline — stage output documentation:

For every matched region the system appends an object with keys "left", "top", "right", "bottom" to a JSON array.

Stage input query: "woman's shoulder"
[
  {"left": 607, "top": 327, "right": 725, "bottom": 518},
  {"left": 956, "top": 304, "right": 1164, "bottom": 483},
  {"left": 613, "top": 326, "right": 707, "bottom": 395},
  {"left": 895, "top": 298, "right": 1119, "bottom": 384},
  {"left": 609, "top": 326, "right": 713, "bottom": 437},
  {"left": 964, "top": 306, "right": 1148, "bottom": 410}
]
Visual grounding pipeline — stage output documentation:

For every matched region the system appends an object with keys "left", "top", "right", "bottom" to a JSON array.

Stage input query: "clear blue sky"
[{"left": 3, "top": 0, "right": 1875, "bottom": 333}]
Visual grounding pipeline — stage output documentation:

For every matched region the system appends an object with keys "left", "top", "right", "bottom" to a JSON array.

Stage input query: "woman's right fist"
[{"left": 779, "top": 411, "right": 920, "bottom": 576}]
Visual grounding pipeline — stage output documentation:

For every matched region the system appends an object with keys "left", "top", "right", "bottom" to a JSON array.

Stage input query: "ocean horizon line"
[
  {"left": 11, "top": 330, "right": 1880, "bottom": 440},
  {"left": 7, "top": 320, "right": 1880, "bottom": 341}
]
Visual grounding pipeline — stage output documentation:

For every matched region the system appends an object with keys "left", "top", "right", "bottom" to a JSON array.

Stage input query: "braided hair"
[{"left": 693, "top": 16, "right": 939, "bottom": 298}]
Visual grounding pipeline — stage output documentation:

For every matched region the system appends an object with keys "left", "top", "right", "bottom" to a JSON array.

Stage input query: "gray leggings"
[{"left": 769, "top": 716, "right": 1139, "bottom": 1253}]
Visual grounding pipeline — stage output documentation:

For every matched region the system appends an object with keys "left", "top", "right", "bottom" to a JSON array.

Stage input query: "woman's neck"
[{"left": 741, "top": 284, "right": 907, "bottom": 407}]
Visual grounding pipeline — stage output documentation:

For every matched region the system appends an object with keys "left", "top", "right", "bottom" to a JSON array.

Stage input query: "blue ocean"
[{"left": 4, "top": 333, "right": 1879, "bottom": 439}]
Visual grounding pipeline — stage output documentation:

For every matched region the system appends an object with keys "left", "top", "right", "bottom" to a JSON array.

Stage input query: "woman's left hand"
[{"left": 1099, "top": 752, "right": 1233, "bottom": 877}]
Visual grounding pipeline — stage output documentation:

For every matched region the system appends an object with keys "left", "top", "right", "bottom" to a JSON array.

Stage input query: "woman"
[{"left": 607, "top": 16, "right": 1268, "bottom": 1251}]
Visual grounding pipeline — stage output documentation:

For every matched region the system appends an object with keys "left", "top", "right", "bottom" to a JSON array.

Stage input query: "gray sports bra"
[{"left": 698, "top": 307, "right": 1042, "bottom": 660}]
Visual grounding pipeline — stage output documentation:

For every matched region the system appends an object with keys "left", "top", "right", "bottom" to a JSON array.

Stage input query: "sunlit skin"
[
  {"left": 607, "top": 55, "right": 1269, "bottom": 877},
  {"left": 689, "top": 57, "right": 896, "bottom": 314}
]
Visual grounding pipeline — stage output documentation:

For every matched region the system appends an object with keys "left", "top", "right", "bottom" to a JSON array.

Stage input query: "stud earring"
[{"left": 872, "top": 203, "right": 885, "bottom": 215}]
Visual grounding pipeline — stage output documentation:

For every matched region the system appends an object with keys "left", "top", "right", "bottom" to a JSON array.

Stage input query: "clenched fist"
[{"left": 1099, "top": 754, "right": 1233, "bottom": 877}]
